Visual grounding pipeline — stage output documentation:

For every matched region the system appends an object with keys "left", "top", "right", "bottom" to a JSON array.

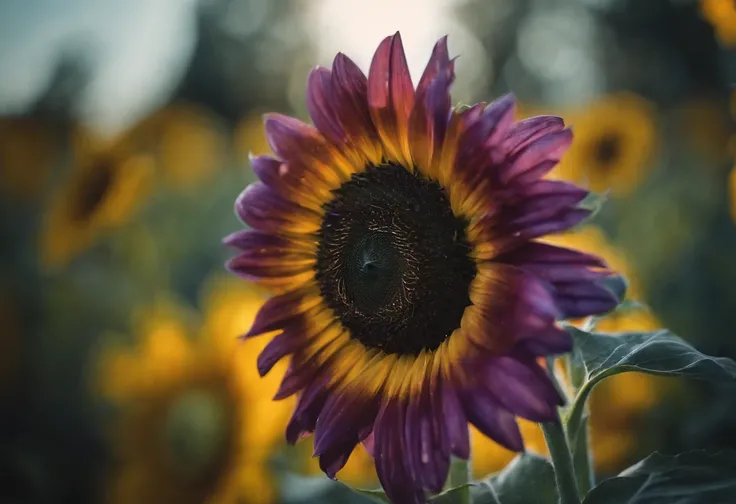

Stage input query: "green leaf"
[
  {"left": 476, "top": 453, "right": 558, "bottom": 504},
  {"left": 569, "top": 326, "right": 736, "bottom": 384},
  {"left": 341, "top": 482, "right": 477, "bottom": 504},
  {"left": 346, "top": 487, "right": 391, "bottom": 504},
  {"left": 430, "top": 484, "right": 476, "bottom": 503},
  {"left": 565, "top": 327, "right": 736, "bottom": 472},
  {"left": 582, "top": 450, "right": 736, "bottom": 504},
  {"left": 469, "top": 482, "right": 502, "bottom": 504}
]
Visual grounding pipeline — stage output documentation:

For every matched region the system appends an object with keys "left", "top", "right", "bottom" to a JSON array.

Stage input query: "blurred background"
[{"left": 0, "top": 0, "right": 734, "bottom": 503}]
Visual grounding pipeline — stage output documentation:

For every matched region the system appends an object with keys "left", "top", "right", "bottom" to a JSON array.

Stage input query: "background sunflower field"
[{"left": 0, "top": 0, "right": 734, "bottom": 503}]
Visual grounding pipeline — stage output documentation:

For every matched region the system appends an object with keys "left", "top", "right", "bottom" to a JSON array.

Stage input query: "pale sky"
[
  {"left": 306, "top": 0, "right": 488, "bottom": 105},
  {"left": 0, "top": 0, "right": 485, "bottom": 135},
  {"left": 0, "top": 0, "right": 197, "bottom": 135}
]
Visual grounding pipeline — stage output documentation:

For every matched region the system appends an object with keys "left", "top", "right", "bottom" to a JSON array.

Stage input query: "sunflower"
[
  {"left": 543, "top": 93, "right": 656, "bottom": 197},
  {"left": 142, "top": 105, "right": 226, "bottom": 190},
  {"left": 98, "top": 281, "right": 293, "bottom": 504},
  {"left": 225, "top": 33, "right": 618, "bottom": 503},
  {"left": 701, "top": 0, "right": 736, "bottom": 46},
  {"left": 40, "top": 128, "right": 154, "bottom": 269}
]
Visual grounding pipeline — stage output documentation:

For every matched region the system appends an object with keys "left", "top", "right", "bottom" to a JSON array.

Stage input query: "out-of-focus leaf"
[
  {"left": 583, "top": 450, "right": 736, "bottom": 504},
  {"left": 475, "top": 453, "right": 557, "bottom": 504}
]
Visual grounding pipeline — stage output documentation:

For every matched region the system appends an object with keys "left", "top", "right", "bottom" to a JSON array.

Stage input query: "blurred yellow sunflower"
[
  {"left": 98, "top": 280, "right": 293, "bottom": 504},
  {"left": 0, "top": 117, "right": 59, "bottom": 201},
  {"left": 701, "top": 0, "right": 736, "bottom": 46},
  {"left": 39, "top": 128, "right": 154, "bottom": 269},
  {"left": 136, "top": 104, "right": 226, "bottom": 190},
  {"left": 547, "top": 93, "right": 657, "bottom": 197}
]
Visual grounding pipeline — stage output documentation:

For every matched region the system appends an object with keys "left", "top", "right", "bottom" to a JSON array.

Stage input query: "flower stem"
[
  {"left": 447, "top": 457, "right": 472, "bottom": 504},
  {"left": 543, "top": 357, "right": 581, "bottom": 504},
  {"left": 568, "top": 413, "right": 595, "bottom": 497},
  {"left": 542, "top": 420, "right": 581, "bottom": 504}
]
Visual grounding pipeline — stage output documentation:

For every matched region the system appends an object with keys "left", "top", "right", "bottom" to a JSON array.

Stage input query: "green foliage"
[
  {"left": 566, "top": 326, "right": 736, "bottom": 454},
  {"left": 582, "top": 451, "right": 736, "bottom": 504},
  {"left": 563, "top": 326, "right": 736, "bottom": 504},
  {"left": 473, "top": 453, "right": 558, "bottom": 504}
]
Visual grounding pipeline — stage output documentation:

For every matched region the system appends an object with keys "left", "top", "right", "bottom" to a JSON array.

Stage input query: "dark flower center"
[
  {"left": 72, "top": 159, "right": 115, "bottom": 222},
  {"left": 315, "top": 163, "right": 476, "bottom": 356},
  {"left": 594, "top": 133, "right": 622, "bottom": 167}
]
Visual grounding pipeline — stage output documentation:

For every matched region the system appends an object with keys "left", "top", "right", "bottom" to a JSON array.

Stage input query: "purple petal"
[
  {"left": 250, "top": 154, "right": 284, "bottom": 188},
  {"left": 256, "top": 324, "right": 307, "bottom": 376},
  {"left": 320, "top": 440, "right": 358, "bottom": 479},
  {"left": 416, "top": 36, "right": 450, "bottom": 96},
  {"left": 374, "top": 400, "right": 426, "bottom": 504},
  {"left": 362, "top": 431, "right": 375, "bottom": 458},
  {"left": 313, "top": 391, "right": 377, "bottom": 456},
  {"left": 502, "top": 115, "right": 565, "bottom": 157},
  {"left": 516, "top": 179, "right": 588, "bottom": 203},
  {"left": 507, "top": 160, "right": 559, "bottom": 186},
  {"left": 223, "top": 228, "right": 293, "bottom": 251},
  {"left": 264, "top": 113, "right": 321, "bottom": 162},
  {"left": 454, "top": 94, "right": 516, "bottom": 177},
  {"left": 331, "top": 52, "right": 377, "bottom": 140},
  {"left": 226, "top": 250, "right": 313, "bottom": 284},
  {"left": 500, "top": 128, "right": 573, "bottom": 185},
  {"left": 286, "top": 375, "right": 330, "bottom": 444},
  {"left": 404, "top": 384, "right": 450, "bottom": 494},
  {"left": 408, "top": 37, "right": 455, "bottom": 170},
  {"left": 481, "top": 353, "right": 562, "bottom": 422},
  {"left": 306, "top": 66, "right": 345, "bottom": 145},
  {"left": 367, "top": 31, "right": 415, "bottom": 122},
  {"left": 367, "top": 32, "right": 416, "bottom": 162},
  {"left": 250, "top": 153, "right": 334, "bottom": 211},
  {"left": 460, "top": 387, "right": 524, "bottom": 452},
  {"left": 441, "top": 376, "right": 470, "bottom": 459},
  {"left": 274, "top": 360, "right": 319, "bottom": 400},
  {"left": 497, "top": 241, "right": 610, "bottom": 284},
  {"left": 245, "top": 288, "right": 320, "bottom": 338},
  {"left": 469, "top": 264, "right": 560, "bottom": 352},
  {"left": 511, "top": 208, "right": 592, "bottom": 242},
  {"left": 465, "top": 94, "right": 516, "bottom": 150},
  {"left": 554, "top": 280, "right": 619, "bottom": 319},
  {"left": 264, "top": 114, "right": 347, "bottom": 187},
  {"left": 517, "top": 326, "right": 573, "bottom": 356},
  {"left": 234, "top": 182, "right": 321, "bottom": 234}
]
